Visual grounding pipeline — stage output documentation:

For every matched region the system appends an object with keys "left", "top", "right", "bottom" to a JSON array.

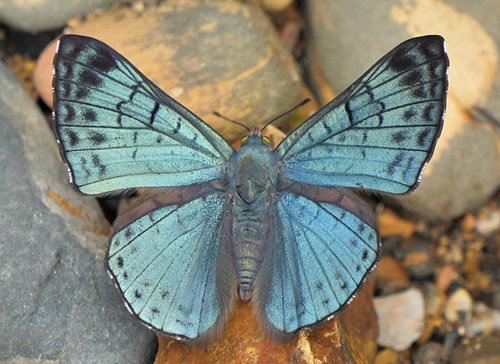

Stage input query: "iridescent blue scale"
[{"left": 53, "top": 35, "right": 448, "bottom": 341}]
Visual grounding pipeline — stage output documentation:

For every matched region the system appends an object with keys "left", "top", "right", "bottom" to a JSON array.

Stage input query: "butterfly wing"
[
  {"left": 106, "top": 186, "right": 236, "bottom": 341},
  {"left": 53, "top": 35, "right": 233, "bottom": 195},
  {"left": 253, "top": 183, "right": 379, "bottom": 338},
  {"left": 276, "top": 35, "right": 448, "bottom": 194}
]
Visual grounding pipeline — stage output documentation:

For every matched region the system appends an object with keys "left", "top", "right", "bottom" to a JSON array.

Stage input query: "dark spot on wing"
[
  {"left": 322, "top": 120, "right": 332, "bottom": 134},
  {"left": 350, "top": 240, "right": 357, "bottom": 247},
  {"left": 143, "top": 280, "right": 150, "bottom": 287},
  {"left": 423, "top": 104, "right": 434, "bottom": 122},
  {"left": 122, "top": 271, "right": 128, "bottom": 279},
  {"left": 358, "top": 224, "right": 365, "bottom": 233},
  {"left": 417, "top": 128, "right": 431, "bottom": 147},
  {"left": 134, "top": 290, "right": 142, "bottom": 299},
  {"left": 356, "top": 265, "right": 361, "bottom": 272},
  {"left": 362, "top": 249, "right": 369, "bottom": 261},
  {"left": 66, "top": 130, "right": 79, "bottom": 146},
  {"left": 150, "top": 102, "right": 160, "bottom": 124},
  {"left": 79, "top": 69, "right": 102, "bottom": 87},
  {"left": 117, "top": 256, "right": 124, "bottom": 268},
  {"left": 430, "top": 81, "right": 442, "bottom": 98},
  {"left": 338, "top": 134, "right": 346, "bottom": 143},
  {"left": 386, "top": 152, "right": 404, "bottom": 175},
  {"left": 322, "top": 299, "right": 329, "bottom": 306},
  {"left": 65, "top": 42, "right": 85, "bottom": 59},
  {"left": 91, "top": 154, "right": 101, "bottom": 167},
  {"left": 412, "top": 86, "right": 426, "bottom": 99},
  {"left": 419, "top": 41, "right": 439, "bottom": 60},
  {"left": 125, "top": 227, "right": 133, "bottom": 237},
  {"left": 403, "top": 108, "right": 417, "bottom": 121},
  {"left": 151, "top": 307, "right": 159, "bottom": 314},
  {"left": 133, "top": 132, "right": 138, "bottom": 143},
  {"left": 400, "top": 69, "right": 422, "bottom": 86},
  {"left": 315, "top": 281, "right": 323, "bottom": 290},
  {"left": 156, "top": 136, "right": 162, "bottom": 144},
  {"left": 392, "top": 131, "right": 407, "bottom": 143},
  {"left": 62, "top": 60, "right": 73, "bottom": 79},
  {"left": 173, "top": 121, "right": 181, "bottom": 134},
  {"left": 132, "top": 149, "right": 137, "bottom": 159},
  {"left": 161, "top": 291, "right": 169, "bottom": 299},
  {"left": 64, "top": 104, "right": 75, "bottom": 122},
  {"left": 388, "top": 49, "right": 418, "bottom": 72},
  {"left": 83, "top": 109, "right": 97, "bottom": 122},
  {"left": 89, "top": 132, "right": 106, "bottom": 145},
  {"left": 341, "top": 281, "right": 348, "bottom": 290},
  {"left": 362, "top": 131, "right": 368, "bottom": 143},
  {"left": 75, "top": 87, "right": 89, "bottom": 99},
  {"left": 61, "top": 82, "right": 71, "bottom": 98},
  {"left": 89, "top": 54, "right": 116, "bottom": 73}
]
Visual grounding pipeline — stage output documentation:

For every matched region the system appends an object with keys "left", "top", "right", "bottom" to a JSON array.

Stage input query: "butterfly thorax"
[{"left": 228, "top": 133, "right": 277, "bottom": 300}]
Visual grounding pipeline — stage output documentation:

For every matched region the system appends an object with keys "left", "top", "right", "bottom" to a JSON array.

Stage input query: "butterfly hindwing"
[
  {"left": 254, "top": 184, "right": 379, "bottom": 338},
  {"left": 53, "top": 35, "right": 233, "bottom": 195},
  {"left": 106, "top": 187, "right": 236, "bottom": 341},
  {"left": 276, "top": 35, "right": 448, "bottom": 194}
]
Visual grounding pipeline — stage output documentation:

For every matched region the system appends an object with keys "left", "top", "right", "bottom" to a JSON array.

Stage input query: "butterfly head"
[{"left": 240, "top": 128, "right": 272, "bottom": 149}]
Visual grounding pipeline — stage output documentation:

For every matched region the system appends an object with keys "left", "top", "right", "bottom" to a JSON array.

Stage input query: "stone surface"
[
  {"left": 444, "top": 287, "right": 473, "bottom": 323},
  {"left": 305, "top": 0, "right": 500, "bottom": 221},
  {"left": 34, "top": 1, "right": 304, "bottom": 142},
  {"left": 375, "top": 287, "right": 425, "bottom": 351},
  {"left": 0, "top": 62, "right": 156, "bottom": 363},
  {"left": 0, "top": 0, "right": 119, "bottom": 32}
]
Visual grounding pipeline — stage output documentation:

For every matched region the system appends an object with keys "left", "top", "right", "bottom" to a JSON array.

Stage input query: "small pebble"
[
  {"left": 412, "top": 342, "right": 449, "bottom": 364},
  {"left": 445, "top": 287, "right": 473, "bottom": 323},
  {"left": 475, "top": 210, "right": 500, "bottom": 236},
  {"left": 375, "top": 287, "right": 425, "bottom": 351}
]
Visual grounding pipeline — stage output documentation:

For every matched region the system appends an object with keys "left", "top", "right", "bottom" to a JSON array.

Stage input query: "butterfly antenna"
[
  {"left": 261, "top": 98, "right": 311, "bottom": 132},
  {"left": 212, "top": 111, "right": 251, "bottom": 132}
]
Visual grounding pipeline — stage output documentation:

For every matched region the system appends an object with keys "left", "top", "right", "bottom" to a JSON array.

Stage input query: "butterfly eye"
[
  {"left": 241, "top": 135, "right": 249, "bottom": 143},
  {"left": 262, "top": 136, "right": 271, "bottom": 145}
]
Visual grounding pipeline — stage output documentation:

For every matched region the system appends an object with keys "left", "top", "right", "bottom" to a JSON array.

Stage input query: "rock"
[
  {"left": 399, "top": 236, "right": 436, "bottom": 280},
  {"left": 0, "top": 0, "right": 119, "bottom": 32},
  {"left": 445, "top": 287, "right": 473, "bottom": 323},
  {"left": 0, "top": 62, "right": 156, "bottom": 362},
  {"left": 372, "top": 256, "right": 411, "bottom": 296},
  {"left": 464, "top": 303, "right": 500, "bottom": 337},
  {"left": 34, "top": 1, "right": 305, "bottom": 142},
  {"left": 154, "top": 279, "right": 379, "bottom": 363},
  {"left": 476, "top": 210, "right": 500, "bottom": 236},
  {"left": 305, "top": 0, "right": 500, "bottom": 221},
  {"left": 375, "top": 287, "right": 425, "bottom": 351},
  {"left": 420, "top": 283, "right": 446, "bottom": 343},
  {"left": 374, "top": 349, "right": 410, "bottom": 364},
  {"left": 449, "top": 332, "right": 500, "bottom": 364},
  {"left": 412, "top": 342, "right": 449, "bottom": 364}
]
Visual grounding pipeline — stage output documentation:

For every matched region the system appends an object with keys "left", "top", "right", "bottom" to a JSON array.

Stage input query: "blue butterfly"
[{"left": 52, "top": 35, "right": 448, "bottom": 342}]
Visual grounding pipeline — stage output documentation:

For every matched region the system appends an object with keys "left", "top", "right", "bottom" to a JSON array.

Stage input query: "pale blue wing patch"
[
  {"left": 276, "top": 36, "right": 448, "bottom": 194},
  {"left": 106, "top": 190, "right": 236, "bottom": 341},
  {"left": 53, "top": 35, "right": 233, "bottom": 195},
  {"left": 253, "top": 186, "right": 379, "bottom": 338}
]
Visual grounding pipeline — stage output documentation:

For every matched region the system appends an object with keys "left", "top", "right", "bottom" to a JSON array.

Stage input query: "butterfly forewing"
[
  {"left": 276, "top": 36, "right": 448, "bottom": 194},
  {"left": 53, "top": 35, "right": 233, "bottom": 195}
]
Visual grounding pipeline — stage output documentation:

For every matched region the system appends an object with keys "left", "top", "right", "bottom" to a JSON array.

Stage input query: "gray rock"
[
  {"left": 305, "top": 0, "right": 500, "bottom": 221},
  {"left": 0, "top": 0, "right": 119, "bottom": 32},
  {"left": 0, "top": 63, "right": 156, "bottom": 363}
]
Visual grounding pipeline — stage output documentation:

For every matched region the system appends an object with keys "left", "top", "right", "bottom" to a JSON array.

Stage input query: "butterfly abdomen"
[{"left": 229, "top": 134, "right": 277, "bottom": 300}]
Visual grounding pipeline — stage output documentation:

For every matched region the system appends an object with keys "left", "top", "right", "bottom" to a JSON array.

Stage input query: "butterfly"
[{"left": 52, "top": 34, "right": 448, "bottom": 342}]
